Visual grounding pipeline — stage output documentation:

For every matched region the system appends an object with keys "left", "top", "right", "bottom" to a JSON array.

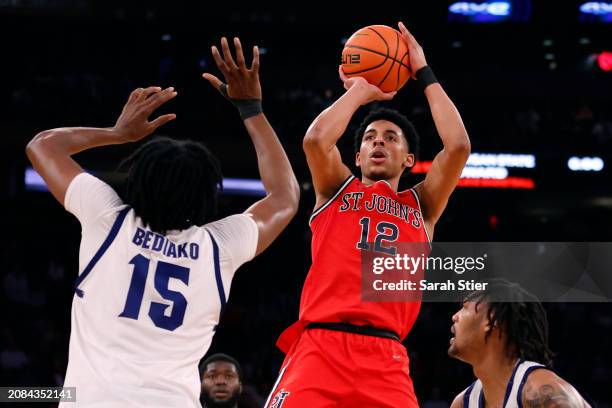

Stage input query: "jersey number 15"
[{"left": 119, "top": 254, "right": 189, "bottom": 331}]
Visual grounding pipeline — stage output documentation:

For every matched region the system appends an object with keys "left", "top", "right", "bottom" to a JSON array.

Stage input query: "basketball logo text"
[{"left": 341, "top": 54, "right": 360, "bottom": 64}]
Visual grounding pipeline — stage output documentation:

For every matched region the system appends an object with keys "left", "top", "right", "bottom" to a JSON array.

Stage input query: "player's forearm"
[
  {"left": 27, "top": 127, "right": 123, "bottom": 158},
  {"left": 424, "top": 84, "right": 471, "bottom": 154},
  {"left": 303, "top": 84, "right": 367, "bottom": 150},
  {"left": 243, "top": 114, "right": 300, "bottom": 207}
]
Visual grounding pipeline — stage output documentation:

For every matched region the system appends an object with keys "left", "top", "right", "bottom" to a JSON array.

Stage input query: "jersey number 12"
[{"left": 356, "top": 217, "right": 399, "bottom": 255}]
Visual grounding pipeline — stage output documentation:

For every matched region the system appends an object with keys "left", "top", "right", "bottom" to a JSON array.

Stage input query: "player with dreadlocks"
[
  {"left": 448, "top": 279, "right": 591, "bottom": 408},
  {"left": 26, "top": 36, "right": 299, "bottom": 407},
  {"left": 120, "top": 137, "right": 223, "bottom": 233}
]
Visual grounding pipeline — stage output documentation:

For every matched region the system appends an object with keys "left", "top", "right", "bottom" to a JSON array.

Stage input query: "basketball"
[{"left": 341, "top": 25, "right": 411, "bottom": 93}]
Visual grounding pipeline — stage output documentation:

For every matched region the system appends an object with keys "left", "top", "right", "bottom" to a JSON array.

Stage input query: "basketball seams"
[
  {"left": 341, "top": 25, "right": 412, "bottom": 91},
  {"left": 367, "top": 26, "right": 390, "bottom": 57},
  {"left": 398, "top": 52, "right": 411, "bottom": 87},
  {"left": 342, "top": 45, "right": 390, "bottom": 75},
  {"left": 377, "top": 30, "right": 400, "bottom": 88},
  {"left": 343, "top": 45, "right": 411, "bottom": 71},
  {"left": 342, "top": 27, "right": 390, "bottom": 75}
]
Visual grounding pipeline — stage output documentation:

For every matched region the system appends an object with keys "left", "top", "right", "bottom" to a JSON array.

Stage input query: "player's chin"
[
  {"left": 447, "top": 340, "right": 460, "bottom": 358},
  {"left": 447, "top": 345, "right": 459, "bottom": 358},
  {"left": 448, "top": 343, "right": 470, "bottom": 363},
  {"left": 364, "top": 166, "right": 394, "bottom": 181},
  {"left": 211, "top": 394, "right": 232, "bottom": 403}
]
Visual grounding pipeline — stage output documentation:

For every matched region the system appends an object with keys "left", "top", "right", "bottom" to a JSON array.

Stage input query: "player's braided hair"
[
  {"left": 120, "top": 137, "right": 222, "bottom": 235},
  {"left": 354, "top": 108, "right": 420, "bottom": 170},
  {"left": 465, "top": 279, "right": 554, "bottom": 366}
]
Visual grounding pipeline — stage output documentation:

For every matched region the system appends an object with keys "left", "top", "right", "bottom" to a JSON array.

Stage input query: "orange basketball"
[{"left": 341, "top": 25, "right": 411, "bottom": 93}]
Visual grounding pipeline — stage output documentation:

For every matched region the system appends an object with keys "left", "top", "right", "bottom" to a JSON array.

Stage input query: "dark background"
[{"left": 1, "top": 1, "right": 611, "bottom": 406}]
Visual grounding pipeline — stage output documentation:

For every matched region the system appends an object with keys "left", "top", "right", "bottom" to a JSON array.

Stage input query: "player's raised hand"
[
  {"left": 398, "top": 22, "right": 427, "bottom": 72},
  {"left": 338, "top": 66, "right": 396, "bottom": 105},
  {"left": 203, "top": 37, "right": 262, "bottom": 101},
  {"left": 113, "top": 86, "right": 177, "bottom": 142}
]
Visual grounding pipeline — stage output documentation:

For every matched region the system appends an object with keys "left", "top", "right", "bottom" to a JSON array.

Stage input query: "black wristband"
[
  {"left": 219, "top": 84, "right": 263, "bottom": 120},
  {"left": 414, "top": 66, "right": 439, "bottom": 91}
]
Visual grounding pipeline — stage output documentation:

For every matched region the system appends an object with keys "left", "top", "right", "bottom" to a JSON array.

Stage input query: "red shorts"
[{"left": 265, "top": 327, "right": 419, "bottom": 408}]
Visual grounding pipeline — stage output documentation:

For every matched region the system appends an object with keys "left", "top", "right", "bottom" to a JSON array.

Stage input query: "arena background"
[{"left": 1, "top": 1, "right": 611, "bottom": 406}]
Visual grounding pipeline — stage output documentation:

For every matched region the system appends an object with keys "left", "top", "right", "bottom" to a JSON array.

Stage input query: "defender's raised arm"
[{"left": 203, "top": 37, "right": 300, "bottom": 255}]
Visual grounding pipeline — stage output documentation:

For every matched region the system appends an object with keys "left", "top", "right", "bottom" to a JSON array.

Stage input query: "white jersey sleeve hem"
[
  {"left": 64, "top": 172, "right": 124, "bottom": 227},
  {"left": 205, "top": 213, "right": 259, "bottom": 273}
]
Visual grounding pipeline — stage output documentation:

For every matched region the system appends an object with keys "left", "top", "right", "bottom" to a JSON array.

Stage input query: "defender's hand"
[
  {"left": 339, "top": 66, "right": 396, "bottom": 105},
  {"left": 113, "top": 86, "right": 177, "bottom": 142},
  {"left": 203, "top": 37, "right": 262, "bottom": 100},
  {"left": 398, "top": 22, "right": 428, "bottom": 72}
]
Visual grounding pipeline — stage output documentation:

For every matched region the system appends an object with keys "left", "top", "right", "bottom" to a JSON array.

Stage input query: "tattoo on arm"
[{"left": 523, "top": 383, "right": 583, "bottom": 408}]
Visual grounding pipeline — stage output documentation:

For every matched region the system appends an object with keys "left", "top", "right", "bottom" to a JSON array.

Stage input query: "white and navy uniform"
[
  {"left": 463, "top": 360, "right": 548, "bottom": 408},
  {"left": 59, "top": 173, "right": 259, "bottom": 407}
]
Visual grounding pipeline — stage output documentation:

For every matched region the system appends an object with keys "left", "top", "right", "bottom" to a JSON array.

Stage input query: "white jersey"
[
  {"left": 59, "top": 173, "right": 259, "bottom": 407},
  {"left": 463, "top": 360, "right": 547, "bottom": 408}
]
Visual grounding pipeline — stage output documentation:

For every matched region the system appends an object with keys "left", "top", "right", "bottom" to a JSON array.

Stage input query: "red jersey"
[{"left": 277, "top": 175, "right": 430, "bottom": 353}]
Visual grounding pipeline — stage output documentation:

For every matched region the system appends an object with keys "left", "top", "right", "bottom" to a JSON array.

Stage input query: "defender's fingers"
[
  {"left": 211, "top": 46, "right": 230, "bottom": 74},
  {"left": 234, "top": 37, "right": 247, "bottom": 69},
  {"left": 221, "top": 37, "right": 239, "bottom": 70},
  {"left": 129, "top": 87, "right": 145, "bottom": 102},
  {"left": 144, "top": 87, "right": 177, "bottom": 111},
  {"left": 250, "top": 45, "right": 260, "bottom": 72},
  {"left": 202, "top": 73, "right": 225, "bottom": 90},
  {"left": 149, "top": 113, "right": 177, "bottom": 129},
  {"left": 142, "top": 86, "right": 163, "bottom": 100}
]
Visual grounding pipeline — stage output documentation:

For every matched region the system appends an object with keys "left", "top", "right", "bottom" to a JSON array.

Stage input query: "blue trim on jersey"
[
  {"left": 207, "top": 231, "right": 227, "bottom": 312},
  {"left": 75, "top": 207, "right": 130, "bottom": 298},
  {"left": 517, "top": 365, "right": 547, "bottom": 408},
  {"left": 475, "top": 359, "right": 523, "bottom": 408},
  {"left": 464, "top": 382, "right": 475, "bottom": 408},
  {"left": 501, "top": 359, "right": 524, "bottom": 407}
]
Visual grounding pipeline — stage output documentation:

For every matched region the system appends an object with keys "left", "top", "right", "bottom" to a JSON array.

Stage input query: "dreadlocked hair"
[
  {"left": 465, "top": 278, "right": 554, "bottom": 366},
  {"left": 120, "top": 136, "right": 222, "bottom": 235}
]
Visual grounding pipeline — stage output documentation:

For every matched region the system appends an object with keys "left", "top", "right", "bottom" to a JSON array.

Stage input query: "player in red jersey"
[{"left": 265, "top": 22, "right": 471, "bottom": 408}]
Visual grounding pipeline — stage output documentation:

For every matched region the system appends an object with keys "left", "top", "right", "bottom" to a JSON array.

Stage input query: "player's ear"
[
  {"left": 482, "top": 309, "right": 497, "bottom": 334},
  {"left": 355, "top": 151, "right": 361, "bottom": 168},
  {"left": 403, "top": 153, "right": 415, "bottom": 169}
]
